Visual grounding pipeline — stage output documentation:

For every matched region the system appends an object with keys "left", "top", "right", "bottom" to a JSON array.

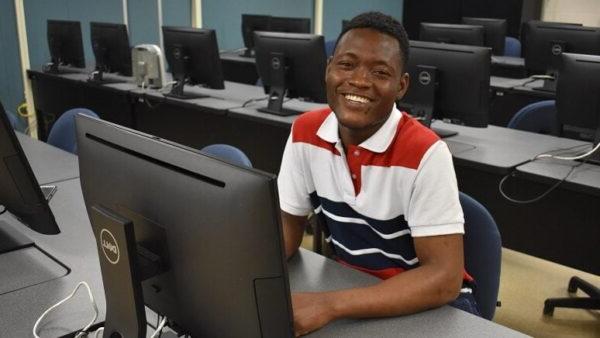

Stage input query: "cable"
[
  {"left": 17, "top": 102, "right": 34, "bottom": 117},
  {"left": 33, "top": 281, "right": 99, "bottom": 338},
  {"left": 242, "top": 96, "right": 269, "bottom": 107},
  {"left": 535, "top": 142, "right": 600, "bottom": 161},
  {"left": 150, "top": 316, "right": 168, "bottom": 338},
  {"left": 498, "top": 160, "right": 585, "bottom": 204},
  {"left": 94, "top": 327, "right": 104, "bottom": 338}
]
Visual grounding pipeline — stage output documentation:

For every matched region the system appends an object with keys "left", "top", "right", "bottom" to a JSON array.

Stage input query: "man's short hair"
[{"left": 335, "top": 11, "right": 409, "bottom": 68}]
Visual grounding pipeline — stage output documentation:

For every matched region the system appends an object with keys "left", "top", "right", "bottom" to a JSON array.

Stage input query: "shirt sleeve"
[
  {"left": 277, "top": 131, "right": 313, "bottom": 216},
  {"left": 407, "top": 141, "right": 465, "bottom": 237}
]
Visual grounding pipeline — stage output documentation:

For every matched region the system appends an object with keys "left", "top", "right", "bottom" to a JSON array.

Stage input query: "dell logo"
[
  {"left": 173, "top": 47, "right": 182, "bottom": 60},
  {"left": 418, "top": 71, "right": 432, "bottom": 86},
  {"left": 551, "top": 44, "right": 563, "bottom": 56},
  {"left": 271, "top": 56, "right": 281, "bottom": 70},
  {"left": 100, "top": 228, "right": 120, "bottom": 265}
]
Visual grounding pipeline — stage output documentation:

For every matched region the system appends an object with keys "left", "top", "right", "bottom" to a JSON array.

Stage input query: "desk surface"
[
  {"left": 0, "top": 170, "right": 526, "bottom": 337},
  {"left": 18, "top": 132, "right": 79, "bottom": 185},
  {"left": 432, "top": 122, "right": 590, "bottom": 174},
  {"left": 491, "top": 56, "right": 525, "bottom": 68},
  {"left": 516, "top": 156, "right": 600, "bottom": 197}
]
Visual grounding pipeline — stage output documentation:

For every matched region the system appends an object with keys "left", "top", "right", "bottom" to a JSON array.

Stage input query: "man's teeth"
[{"left": 344, "top": 94, "right": 370, "bottom": 103}]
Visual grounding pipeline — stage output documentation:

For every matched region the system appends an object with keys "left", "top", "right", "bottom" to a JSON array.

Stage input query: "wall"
[
  {"left": 542, "top": 0, "right": 600, "bottom": 26},
  {"left": 322, "top": 0, "right": 404, "bottom": 43},
  {"left": 0, "top": 0, "right": 25, "bottom": 128},
  {"left": 202, "top": 0, "right": 314, "bottom": 51}
]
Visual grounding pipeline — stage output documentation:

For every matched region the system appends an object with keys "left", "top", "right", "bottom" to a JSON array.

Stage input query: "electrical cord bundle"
[
  {"left": 32, "top": 281, "right": 170, "bottom": 338},
  {"left": 498, "top": 143, "right": 595, "bottom": 204}
]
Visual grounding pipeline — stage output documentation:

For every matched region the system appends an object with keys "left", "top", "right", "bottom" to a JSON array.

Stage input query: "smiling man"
[{"left": 278, "top": 12, "right": 477, "bottom": 336}]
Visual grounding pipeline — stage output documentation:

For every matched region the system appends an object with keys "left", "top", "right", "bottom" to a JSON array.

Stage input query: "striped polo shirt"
[{"left": 278, "top": 106, "right": 465, "bottom": 279}]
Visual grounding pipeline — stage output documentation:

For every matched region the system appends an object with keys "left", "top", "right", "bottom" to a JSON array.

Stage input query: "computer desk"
[
  {"left": 0, "top": 139, "right": 527, "bottom": 338},
  {"left": 17, "top": 132, "right": 79, "bottom": 185}
]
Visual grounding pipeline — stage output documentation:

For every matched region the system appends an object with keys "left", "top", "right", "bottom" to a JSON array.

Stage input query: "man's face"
[{"left": 326, "top": 28, "right": 409, "bottom": 136}]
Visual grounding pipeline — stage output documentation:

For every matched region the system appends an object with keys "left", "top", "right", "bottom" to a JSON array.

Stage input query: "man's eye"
[
  {"left": 373, "top": 70, "right": 390, "bottom": 77},
  {"left": 337, "top": 61, "right": 353, "bottom": 68}
]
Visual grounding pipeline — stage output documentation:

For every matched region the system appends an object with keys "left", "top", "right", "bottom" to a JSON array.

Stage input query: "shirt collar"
[{"left": 316, "top": 106, "right": 402, "bottom": 153}]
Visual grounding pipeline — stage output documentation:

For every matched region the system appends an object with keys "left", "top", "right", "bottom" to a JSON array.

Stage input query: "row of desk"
[
  {"left": 27, "top": 68, "right": 599, "bottom": 276},
  {"left": 0, "top": 132, "right": 527, "bottom": 336}
]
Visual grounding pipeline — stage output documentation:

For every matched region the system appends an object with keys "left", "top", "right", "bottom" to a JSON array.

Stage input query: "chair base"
[{"left": 543, "top": 276, "right": 600, "bottom": 315}]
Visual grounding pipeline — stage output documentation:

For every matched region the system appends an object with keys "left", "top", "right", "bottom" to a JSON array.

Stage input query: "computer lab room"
[{"left": 0, "top": 0, "right": 599, "bottom": 337}]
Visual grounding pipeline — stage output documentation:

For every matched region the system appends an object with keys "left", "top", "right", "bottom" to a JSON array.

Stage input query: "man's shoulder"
[
  {"left": 293, "top": 108, "right": 332, "bottom": 133},
  {"left": 384, "top": 113, "right": 442, "bottom": 169}
]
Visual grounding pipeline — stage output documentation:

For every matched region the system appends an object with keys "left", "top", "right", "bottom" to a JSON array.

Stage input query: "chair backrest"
[
  {"left": 507, "top": 100, "right": 560, "bottom": 136},
  {"left": 325, "top": 39, "right": 336, "bottom": 58},
  {"left": 47, "top": 108, "right": 99, "bottom": 154},
  {"left": 504, "top": 36, "right": 521, "bottom": 57},
  {"left": 200, "top": 144, "right": 253, "bottom": 168},
  {"left": 460, "top": 192, "right": 502, "bottom": 320}
]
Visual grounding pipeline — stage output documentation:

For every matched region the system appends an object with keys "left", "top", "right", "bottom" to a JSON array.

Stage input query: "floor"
[{"left": 300, "top": 236, "right": 600, "bottom": 337}]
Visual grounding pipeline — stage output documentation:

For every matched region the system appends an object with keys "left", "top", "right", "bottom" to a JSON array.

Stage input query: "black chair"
[{"left": 543, "top": 276, "right": 600, "bottom": 315}]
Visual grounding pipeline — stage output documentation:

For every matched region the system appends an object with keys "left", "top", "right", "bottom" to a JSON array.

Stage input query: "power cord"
[
  {"left": 33, "top": 281, "right": 99, "bottom": 338},
  {"left": 241, "top": 96, "right": 269, "bottom": 107}
]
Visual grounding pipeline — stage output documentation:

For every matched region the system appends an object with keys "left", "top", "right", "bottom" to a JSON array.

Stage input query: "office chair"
[
  {"left": 200, "top": 144, "right": 253, "bottom": 168},
  {"left": 543, "top": 276, "right": 600, "bottom": 315},
  {"left": 47, "top": 108, "right": 99, "bottom": 154},
  {"left": 460, "top": 192, "right": 502, "bottom": 320},
  {"left": 325, "top": 40, "right": 336, "bottom": 57},
  {"left": 507, "top": 100, "right": 560, "bottom": 136},
  {"left": 504, "top": 37, "right": 521, "bottom": 57}
]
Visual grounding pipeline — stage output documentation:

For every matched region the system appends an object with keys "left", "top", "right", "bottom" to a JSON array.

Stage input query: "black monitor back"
[
  {"left": 402, "top": 40, "right": 490, "bottom": 127},
  {"left": 254, "top": 31, "right": 326, "bottom": 103},
  {"left": 0, "top": 102, "right": 59, "bottom": 235},
  {"left": 241, "top": 14, "right": 271, "bottom": 51},
  {"left": 523, "top": 22, "right": 600, "bottom": 74},
  {"left": 90, "top": 22, "right": 132, "bottom": 76},
  {"left": 462, "top": 17, "right": 507, "bottom": 55},
  {"left": 47, "top": 20, "right": 85, "bottom": 68},
  {"left": 269, "top": 16, "right": 311, "bottom": 34},
  {"left": 557, "top": 53, "right": 600, "bottom": 142},
  {"left": 76, "top": 115, "right": 293, "bottom": 337},
  {"left": 162, "top": 26, "right": 225, "bottom": 89},
  {"left": 419, "top": 23, "right": 485, "bottom": 47}
]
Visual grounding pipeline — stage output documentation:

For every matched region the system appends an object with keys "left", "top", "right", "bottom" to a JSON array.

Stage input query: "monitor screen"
[
  {"left": 90, "top": 22, "right": 132, "bottom": 77},
  {"left": 399, "top": 40, "right": 490, "bottom": 135},
  {"left": 241, "top": 14, "right": 271, "bottom": 57},
  {"left": 557, "top": 53, "right": 600, "bottom": 143},
  {"left": 76, "top": 114, "right": 293, "bottom": 337},
  {"left": 46, "top": 20, "right": 85, "bottom": 72},
  {"left": 254, "top": 31, "right": 326, "bottom": 116},
  {"left": 162, "top": 26, "right": 225, "bottom": 99},
  {"left": 522, "top": 21, "right": 600, "bottom": 75},
  {"left": 462, "top": 17, "right": 507, "bottom": 55},
  {"left": 269, "top": 16, "right": 311, "bottom": 34},
  {"left": 419, "top": 23, "right": 484, "bottom": 47},
  {"left": 0, "top": 101, "right": 59, "bottom": 238}
]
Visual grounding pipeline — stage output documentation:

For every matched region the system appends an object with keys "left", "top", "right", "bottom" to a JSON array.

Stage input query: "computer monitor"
[
  {"left": 90, "top": 22, "right": 132, "bottom": 82},
  {"left": 462, "top": 17, "right": 507, "bottom": 55},
  {"left": 45, "top": 20, "right": 85, "bottom": 73},
  {"left": 398, "top": 40, "right": 490, "bottom": 137},
  {"left": 0, "top": 101, "right": 60, "bottom": 254},
  {"left": 269, "top": 16, "right": 311, "bottom": 34},
  {"left": 76, "top": 114, "right": 293, "bottom": 337},
  {"left": 419, "top": 23, "right": 484, "bottom": 47},
  {"left": 520, "top": 20, "right": 583, "bottom": 56},
  {"left": 522, "top": 21, "right": 600, "bottom": 88},
  {"left": 162, "top": 26, "right": 225, "bottom": 99},
  {"left": 241, "top": 14, "right": 271, "bottom": 57},
  {"left": 254, "top": 31, "right": 326, "bottom": 116},
  {"left": 557, "top": 53, "right": 600, "bottom": 164}
]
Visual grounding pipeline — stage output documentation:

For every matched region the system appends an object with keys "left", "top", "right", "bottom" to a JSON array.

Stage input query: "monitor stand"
[
  {"left": 164, "top": 80, "right": 208, "bottom": 100},
  {"left": 43, "top": 63, "right": 84, "bottom": 75},
  {"left": 257, "top": 52, "right": 300, "bottom": 116},
  {"left": 0, "top": 220, "right": 34, "bottom": 254},
  {"left": 87, "top": 69, "right": 125, "bottom": 84}
]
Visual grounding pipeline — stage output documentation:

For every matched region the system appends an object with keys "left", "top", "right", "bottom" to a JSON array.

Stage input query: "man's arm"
[
  {"left": 291, "top": 233, "right": 464, "bottom": 336},
  {"left": 281, "top": 210, "right": 308, "bottom": 259}
]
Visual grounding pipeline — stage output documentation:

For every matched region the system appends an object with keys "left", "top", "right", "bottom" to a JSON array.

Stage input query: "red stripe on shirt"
[{"left": 292, "top": 108, "right": 340, "bottom": 155}]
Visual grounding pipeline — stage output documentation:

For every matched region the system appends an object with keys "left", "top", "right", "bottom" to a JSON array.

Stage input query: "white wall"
[{"left": 542, "top": 0, "right": 600, "bottom": 26}]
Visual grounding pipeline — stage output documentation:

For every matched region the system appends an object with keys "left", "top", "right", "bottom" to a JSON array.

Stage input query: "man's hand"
[{"left": 292, "top": 292, "right": 337, "bottom": 337}]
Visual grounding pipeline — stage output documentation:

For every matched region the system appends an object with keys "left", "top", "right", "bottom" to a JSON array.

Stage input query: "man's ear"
[{"left": 396, "top": 72, "right": 410, "bottom": 101}]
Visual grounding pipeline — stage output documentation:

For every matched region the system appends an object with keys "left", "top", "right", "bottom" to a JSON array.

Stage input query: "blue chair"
[
  {"left": 507, "top": 100, "right": 560, "bottom": 136},
  {"left": 460, "top": 192, "right": 502, "bottom": 320},
  {"left": 325, "top": 39, "right": 336, "bottom": 57},
  {"left": 201, "top": 144, "right": 252, "bottom": 168},
  {"left": 47, "top": 108, "right": 99, "bottom": 154},
  {"left": 504, "top": 37, "right": 521, "bottom": 57}
]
